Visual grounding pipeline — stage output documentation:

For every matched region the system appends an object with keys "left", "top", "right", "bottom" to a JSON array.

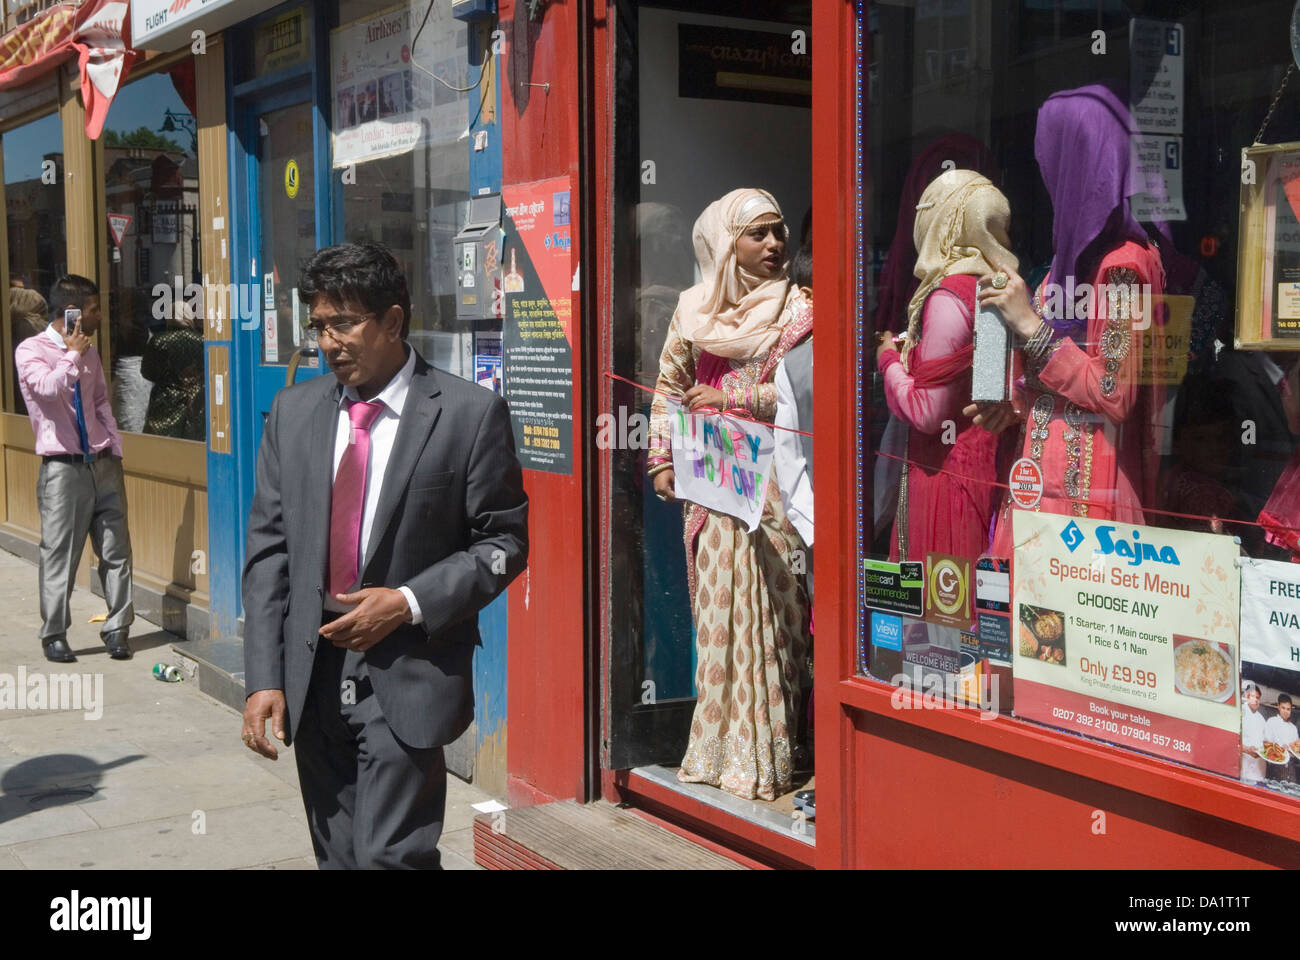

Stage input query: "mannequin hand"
[
  {"left": 876, "top": 331, "right": 901, "bottom": 363},
  {"left": 977, "top": 263, "right": 1040, "bottom": 339},
  {"left": 963, "top": 401, "right": 1019, "bottom": 435}
]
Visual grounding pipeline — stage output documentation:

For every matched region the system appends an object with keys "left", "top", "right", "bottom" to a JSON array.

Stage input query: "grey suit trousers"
[
  {"left": 36, "top": 456, "right": 133, "bottom": 642},
  {"left": 293, "top": 630, "right": 447, "bottom": 869}
]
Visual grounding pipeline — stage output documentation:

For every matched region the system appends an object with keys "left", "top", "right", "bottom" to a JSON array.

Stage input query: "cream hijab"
[
  {"left": 902, "top": 170, "right": 1017, "bottom": 369},
  {"left": 675, "top": 188, "right": 791, "bottom": 360}
]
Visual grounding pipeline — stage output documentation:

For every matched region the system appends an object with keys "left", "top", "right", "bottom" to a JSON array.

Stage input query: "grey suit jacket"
[{"left": 241, "top": 349, "right": 529, "bottom": 749}]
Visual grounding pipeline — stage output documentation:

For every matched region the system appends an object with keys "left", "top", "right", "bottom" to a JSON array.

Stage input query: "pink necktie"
[{"left": 328, "top": 399, "right": 384, "bottom": 597}]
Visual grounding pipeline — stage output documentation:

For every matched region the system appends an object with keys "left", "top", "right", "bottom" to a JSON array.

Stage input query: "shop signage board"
[
  {"left": 500, "top": 177, "right": 575, "bottom": 475},
  {"left": 667, "top": 400, "right": 774, "bottom": 531},
  {"left": 132, "top": 0, "right": 263, "bottom": 51},
  {"left": 1239, "top": 557, "right": 1300, "bottom": 783},
  {"left": 330, "top": 1, "right": 466, "bottom": 168},
  {"left": 1012, "top": 511, "right": 1241, "bottom": 776}
]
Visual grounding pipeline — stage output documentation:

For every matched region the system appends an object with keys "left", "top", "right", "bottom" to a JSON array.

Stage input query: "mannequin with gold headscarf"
[{"left": 876, "top": 169, "right": 1017, "bottom": 562}]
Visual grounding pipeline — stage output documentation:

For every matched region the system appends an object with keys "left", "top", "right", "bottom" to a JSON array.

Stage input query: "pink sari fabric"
[
  {"left": 991, "top": 240, "right": 1164, "bottom": 556},
  {"left": 882, "top": 275, "right": 1000, "bottom": 561}
]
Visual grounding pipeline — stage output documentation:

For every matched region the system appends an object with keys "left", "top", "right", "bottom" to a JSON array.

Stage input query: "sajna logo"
[{"left": 1093, "top": 525, "right": 1181, "bottom": 567}]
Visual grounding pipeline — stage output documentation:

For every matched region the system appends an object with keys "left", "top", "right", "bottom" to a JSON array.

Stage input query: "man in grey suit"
[{"left": 240, "top": 242, "right": 528, "bottom": 869}]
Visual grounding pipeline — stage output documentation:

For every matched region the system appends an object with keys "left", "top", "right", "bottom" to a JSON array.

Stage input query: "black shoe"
[
  {"left": 42, "top": 637, "right": 76, "bottom": 663},
  {"left": 101, "top": 628, "right": 132, "bottom": 661}
]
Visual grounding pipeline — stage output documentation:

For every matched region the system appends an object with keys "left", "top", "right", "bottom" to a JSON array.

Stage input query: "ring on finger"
[{"left": 991, "top": 272, "right": 1009, "bottom": 290}]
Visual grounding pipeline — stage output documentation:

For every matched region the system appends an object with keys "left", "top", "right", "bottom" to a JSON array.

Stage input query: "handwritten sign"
[{"left": 667, "top": 398, "right": 774, "bottom": 531}]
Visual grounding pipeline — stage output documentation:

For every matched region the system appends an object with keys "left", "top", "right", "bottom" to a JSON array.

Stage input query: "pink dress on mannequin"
[
  {"left": 990, "top": 240, "right": 1164, "bottom": 556},
  {"left": 879, "top": 274, "right": 1001, "bottom": 561}
]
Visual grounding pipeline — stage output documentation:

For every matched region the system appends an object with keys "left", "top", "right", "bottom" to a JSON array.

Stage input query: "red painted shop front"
[{"left": 503, "top": 0, "right": 1300, "bottom": 868}]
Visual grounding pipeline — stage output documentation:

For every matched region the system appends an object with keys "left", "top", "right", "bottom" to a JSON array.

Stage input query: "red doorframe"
[
  {"left": 809, "top": 0, "right": 860, "bottom": 870},
  {"left": 586, "top": 0, "right": 859, "bottom": 866}
]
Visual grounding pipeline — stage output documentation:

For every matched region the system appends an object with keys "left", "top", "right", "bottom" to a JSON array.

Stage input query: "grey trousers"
[
  {"left": 36, "top": 456, "right": 134, "bottom": 641},
  {"left": 293, "top": 637, "right": 447, "bottom": 869}
]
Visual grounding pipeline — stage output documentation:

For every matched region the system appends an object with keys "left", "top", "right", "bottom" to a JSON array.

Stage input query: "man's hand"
[
  {"left": 241, "top": 689, "right": 286, "bottom": 760},
  {"left": 319, "top": 587, "right": 412, "bottom": 652},
  {"left": 64, "top": 320, "right": 91, "bottom": 357},
  {"left": 962, "top": 401, "right": 1020, "bottom": 435}
]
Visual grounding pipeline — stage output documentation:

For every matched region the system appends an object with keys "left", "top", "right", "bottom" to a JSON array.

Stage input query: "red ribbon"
[{"left": 875, "top": 450, "right": 1300, "bottom": 537}]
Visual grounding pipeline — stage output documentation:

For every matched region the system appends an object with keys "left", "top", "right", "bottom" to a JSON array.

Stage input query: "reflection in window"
[
  {"left": 333, "top": 0, "right": 471, "bottom": 375},
  {"left": 4, "top": 111, "right": 64, "bottom": 415},
  {"left": 101, "top": 61, "right": 205, "bottom": 441}
]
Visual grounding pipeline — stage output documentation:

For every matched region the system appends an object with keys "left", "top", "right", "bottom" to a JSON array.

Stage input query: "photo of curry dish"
[
  {"left": 1172, "top": 639, "right": 1233, "bottom": 702},
  {"left": 1262, "top": 742, "right": 1290, "bottom": 765},
  {"left": 1019, "top": 603, "right": 1067, "bottom": 666}
]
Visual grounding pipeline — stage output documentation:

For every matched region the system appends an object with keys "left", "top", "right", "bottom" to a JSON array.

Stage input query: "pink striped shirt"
[{"left": 15, "top": 326, "right": 123, "bottom": 458}]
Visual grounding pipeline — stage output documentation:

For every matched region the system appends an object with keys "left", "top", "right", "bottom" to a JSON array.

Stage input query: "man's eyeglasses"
[{"left": 305, "top": 313, "right": 375, "bottom": 341}]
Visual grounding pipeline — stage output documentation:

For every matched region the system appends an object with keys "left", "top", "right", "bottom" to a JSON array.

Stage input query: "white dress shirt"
[
  {"left": 1265, "top": 713, "right": 1298, "bottom": 749},
  {"left": 1241, "top": 703, "right": 1268, "bottom": 782},
  {"left": 774, "top": 358, "right": 814, "bottom": 547},
  {"left": 323, "top": 346, "right": 424, "bottom": 623}
]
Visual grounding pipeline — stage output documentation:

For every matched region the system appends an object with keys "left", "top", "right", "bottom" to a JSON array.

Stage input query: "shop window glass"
[
  {"left": 606, "top": 1, "right": 814, "bottom": 807},
  {"left": 101, "top": 61, "right": 205, "bottom": 441},
  {"left": 332, "top": 0, "right": 472, "bottom": 375},
  {"left": 4, "top": 110, "right": 65, "bottom": 415},
  {"left": 861, "top": 0, "right": 1300, "bottom": 802}
]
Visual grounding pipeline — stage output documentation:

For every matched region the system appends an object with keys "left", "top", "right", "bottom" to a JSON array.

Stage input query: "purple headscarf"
[{"left": 1034, "top": 85, "right": 1153, "bottom": 332}]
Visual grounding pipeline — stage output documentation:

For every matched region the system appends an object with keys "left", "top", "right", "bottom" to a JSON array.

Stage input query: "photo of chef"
[{"left": 1239, "top": 665, "right": 1300, "bottom": 794}]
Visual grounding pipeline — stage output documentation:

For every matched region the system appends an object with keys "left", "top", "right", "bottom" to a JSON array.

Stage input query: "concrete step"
[
  {"left": 168, "top": 633, "right": 246, "bottom": 713},
  {"left": 473, "top": 799, "right": 748, "bottom": 870}
]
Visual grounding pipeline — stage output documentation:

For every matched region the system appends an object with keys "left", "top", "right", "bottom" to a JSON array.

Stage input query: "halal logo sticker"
[
  {"left": 285, "top": 159, "right": 300, "bottom": 199},
  {"left": 928, "top": 556, "right": 967, "bottom": 618}
]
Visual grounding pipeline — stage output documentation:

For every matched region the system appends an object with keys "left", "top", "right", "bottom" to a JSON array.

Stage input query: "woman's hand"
[
  {"left": 683, "top": 384, "right": 726, "bottom": 411},
  {"left": 653, "top": 468, "right": 676, "bottom": 502},
  {"left": 962, "top": 401, "right": 1020, "bottom": 435},
  {"left": 976, "top": 263, "right": 1040, "bottom": 339}
]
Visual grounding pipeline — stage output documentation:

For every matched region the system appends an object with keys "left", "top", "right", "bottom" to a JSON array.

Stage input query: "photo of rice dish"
[
  {"left": 1173, "top": 639, "right": 1233, "bottom": 701},
  {"left": 1018, "top": 604, "right": 1066, "bottom": 666}
]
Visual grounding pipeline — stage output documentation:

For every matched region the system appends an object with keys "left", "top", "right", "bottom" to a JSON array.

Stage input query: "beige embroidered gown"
[{"left": 648, "top": 290, "right": 812, "bottom": 801}]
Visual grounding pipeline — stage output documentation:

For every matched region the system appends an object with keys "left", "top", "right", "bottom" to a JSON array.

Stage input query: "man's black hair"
[
  {"left": 791, "top": 242, "right": 812, "bottom": 289},
  {"left": 48, "top": 275, "right": 98, "bottom": 322},
  {"left": 1280, "top": 694, "right": 1293, "bottom": 706},
  {"left": 299, "top": 241, "right": 411, "bottom": 339}
]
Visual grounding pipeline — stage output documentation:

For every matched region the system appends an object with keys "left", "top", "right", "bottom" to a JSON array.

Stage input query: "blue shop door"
[
  {"left": 238, "top": 91, "right": 325, "bottom": 458},
  {"left": 227, "top": 81, "right": 329, "bottom": 625}
]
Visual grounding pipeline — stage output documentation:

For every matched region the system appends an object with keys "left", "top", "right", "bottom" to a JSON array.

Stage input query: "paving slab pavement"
[{"left": 0, "top": 547, "right": 493, "bottom": 869}]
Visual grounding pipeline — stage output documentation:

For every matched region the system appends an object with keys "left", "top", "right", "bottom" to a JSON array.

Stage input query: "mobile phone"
[{"left": 63, "top": 308, "right": 82, "bottom": 330}]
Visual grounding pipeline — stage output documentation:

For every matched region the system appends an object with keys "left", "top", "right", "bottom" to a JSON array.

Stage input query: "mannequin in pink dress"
[
  {"left": 969, "top": 86, "right": 1165, "bottom": 550},
  {"left": 876, "top": 170, "right": 1016, "bottom": 561}
]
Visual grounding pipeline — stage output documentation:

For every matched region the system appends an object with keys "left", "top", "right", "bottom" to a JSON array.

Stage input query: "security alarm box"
[{"left": 454, "top": 193, "right": 503, "bottom": 322}]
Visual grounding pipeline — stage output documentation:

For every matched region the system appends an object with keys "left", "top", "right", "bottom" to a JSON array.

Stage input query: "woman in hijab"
[
  {"left": 876, "top": 170, "right": 1016, "bottom": 561},
  {"left": 647, "top": 188, "right": 813, "bottom": 802},
  {"left": 973, "top": 84, "right": 1165, "bottom": 553}
]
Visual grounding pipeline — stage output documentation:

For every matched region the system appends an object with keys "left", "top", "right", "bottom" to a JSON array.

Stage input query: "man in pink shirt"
[{"left": 14, "top": 275, "right": 133, "bottom": 663}]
